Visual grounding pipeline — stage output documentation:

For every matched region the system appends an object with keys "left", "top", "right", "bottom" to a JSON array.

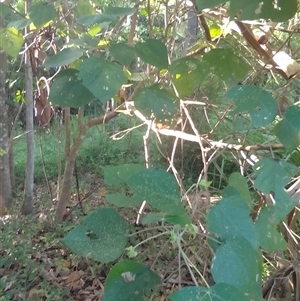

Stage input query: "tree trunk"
[
  {"left": 22, "top": 52, "right": 35, "bottom": 215},
  {"left": 0, "top": 44, "right": 12, "bottom": 211}
]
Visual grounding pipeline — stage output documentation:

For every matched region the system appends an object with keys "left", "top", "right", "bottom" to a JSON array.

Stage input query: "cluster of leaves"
[{"left": 63, "top": 159, "right": 298, "bottom": 300}]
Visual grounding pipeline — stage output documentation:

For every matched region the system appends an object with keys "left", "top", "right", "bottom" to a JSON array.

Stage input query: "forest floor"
[{"left": 0, "top": 174, "right": 213, "bottom": 301}]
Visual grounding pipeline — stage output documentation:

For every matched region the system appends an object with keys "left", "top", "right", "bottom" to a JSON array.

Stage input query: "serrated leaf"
[
  {"left": 0, "top": 27, "right": 23, "bottom": 58},
  {"left": 255, "top": 207, "right": 287, "bottom": 251},
  {"left": 104, "top": 6, "right": 137, "bottom": 16},
  {"left": 79, "top": 57, "right": 126, "bottom": 101},
  {"left": 211, "top": 237, "right": 262, "bottom": 300},
  {"left": 103, "top": 260, "right": 160, "bottom": 301},
  {"left": 135, "top": 84, "right": 179, "bottom": 124},
  {"left": 227, "top": 85, "right": 277, "bottom": 129},
  {"left": 135, "top": 39, "right": 168, "bottom": 69},
  {"left": 229, "top": 0, "right": 298, "bottom": 22},
  {"left": 49, "top": 69, "right": 94, "bottom": 107},
  {"left": 28, "top": 3, "right": 57, "bottom": 28},
  {"left": 169, "top": 58, "right": 208, "bottom": 97},
  {"left": 203, "top": 49, "right": 250, "bottom": 83},
  {"left": 102, "top": 164, "right": 145, "bottom": 185},
  {"left": 207, "top": 196, "right": 257, "bottom": 248},
  {"left": 62, "top": 208, "right": 127, "bottom": 263},
  {"left": 228, "top": 172, "right": 252, "bottom": 205},
  {"left": 110, "top": 43, "right": 136, "bottom": 66},
  {"left": 43, "top": 48, "right": 83, "bottom": 67},
  {"left": 170, "top": 283, "right": 248, "bottom": 301}
]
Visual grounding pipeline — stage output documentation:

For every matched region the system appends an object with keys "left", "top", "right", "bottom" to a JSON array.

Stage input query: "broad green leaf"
[
  {"left": 76, "top": 14, "right": 117, "bottom": 26},
  {"left": 43, "top": 48, "right": 83, "bottom": 67},
  {"left": 207, "top": 196, "right": 257, "bottom": 248},
  {"left": 274, "top": 106, "right": 300, "bottom": 152},
  {"left": 227, "top": 85, "right": 277, "bottom": 129},
  {"left": 110, "top": 43, "right": 136, "bottom": 66},
  {"left": 102, "top": 164, "right": 145, "bottom": 185},
  {"left": 106, "top": 193, "right": 142, "bottom": 207},
  {"left": 255, "top": 207, "right": 287, "bottom": 251},
  {"left": 222, "top": 186, "right": 240, "bottom": 198},
  {"left": 203, "top": 49, "right": 250, "bottom": 83},
  {"left": 229, "top": 0, "right": 298, "bottom": 22},
  {"left": 128, "top": 168, "right": 189, "bottom": 220},
  {"left": 79, "top": 57, "right": 126, "bottom": 101},
  {"left": 103, "top": 260, "right": 160, "bottom": 301},
  {"left": 28, "top": 3, "right": 57, "bottom": 28},
  {"left": 8, "top": 18, "right": 31, "bottom": 30},
  {"left": 0, "top": 27, "right": 23, "bottom": 58},
  {"left": 195, "top": 0, "right": 225, "bottom": 11},
  {"left": 211, "top": 237, "right": 262, "bottom": 300},
  {"left": 135, "top": 84, "right": 179, "bottom": 124},
  {"left": 142, "top": 213, "right": 191, "bottom": 227},
  {"left": 274, "top": 119, "right": 300, "bottom": 152},
  {"left": 169, "top": 58, "right": 208, "bottom": 97},
  {"left": 135, "top": 39, "right": 168, "bottom": 69},
  {"left": 105, "top": 6, "right": 137, "bottom": 16},
  {"left": 228, "top": 172, "right": 252, "bottom": 205},
  {"left": 170, "top": 283, "right": 248, "bottom": 301},
  {"left": 63, "top": 208, "right": 127, "bottom": 263},
  {"left": 75, "top": 0, "right": 95, "bottom": 17},
  {"left": 49, "top": 69, "right": 94, "bottom": 107},
  {"left": 253, "top": 158, "right": 298, "bottom": 192}
]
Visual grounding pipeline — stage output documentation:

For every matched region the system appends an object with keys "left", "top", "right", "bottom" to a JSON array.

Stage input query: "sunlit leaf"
[{"left": 0, "top": 27, "right": 23, "bottom": 58}]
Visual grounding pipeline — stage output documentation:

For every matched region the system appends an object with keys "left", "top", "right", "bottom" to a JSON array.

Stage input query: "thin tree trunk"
[
  {"left": 0, "top": 40, "right": 12, "bottom": 211},
  {"left": 22, "top": 0, "right": 35, "bottom": 214}
]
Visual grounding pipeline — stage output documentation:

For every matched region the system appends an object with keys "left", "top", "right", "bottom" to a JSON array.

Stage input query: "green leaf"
[
  {"left": 169, "top": 58, "right": 208, "bottom": 97},
  {"left": 170, "top": 283, "right": 249, "bottom": 301},
  {"left": 0, "top": 147, "right": 7, "bottom": 156},
  {"left": 63, "top": 208, "right": 127, "bottom": 263},
  {"left": 142, "top": 213, "right": 191, "bottom": 227},
  {"left": 49, "top": 69, "right": 95, "bottom": 107},
  {"left": 76, "top": 14, "right": 118, "bottom": 26},
  {"left": 8, "top": 18, "right": 31, "bottom": 30},
  {"left": 75, "top": 0, "right": 95, "bottom": 17},
  {"left": 195, "top": 0, "right": 225, "bottom": 11},
  {"left": 227, "top": 85, "right": 277, "bottom": 129},
  {"left": 43, "top": 48, "right": 83, "bottom": 67},
  {"left": 103, "top": 260, "right": 160, "bottom": 301},
  {"left": 274, "top": 106, "right": 300, "bottom": 152},
  {"left": 0, "top": 27, "right": 23, "bottom": 58},
  {"left": 102, "top": 164, "right": 145, "bottom": 185},
  {"left": 203, "top": 49, "right": 250, "bottom": 83},
  {"left": 228, "top": 172, "right": 252, "bottom": 205},
  {"left": 104, "top": 6, "right": 137, "bottom": 16},
  {"left": 106, "top": 193, "right": 142, "bottom": 207},
  {"left": 207, "top": 196, "right": 257, "bottom": 249},
  {"left": 135, "top": 84, "right": 179, "bottom": 124},
  {"left": 135, "top": 39, "right": 168, "bottom": 69},
  {"left": 253, "top": 158, "right": 298, "bottom": 192},
  {"left": 128, "top": 168, "right": 189, "bottom": 220},
  {"left": 211, "top": 237, "right": 262, "bottom": 300},
  {"left": 255, "top": 207, "right": 287, "bottom": 251},
  {"left": 110, "top": 43, "right": 136, "bottom": 66},
  {"left": 229, "top": 0, "right": 298, "bottom": 22},
  {"left": 28, "top": 3, "right": 57, "bottom": 28},
  {"left": 79, "top": 57, "right": 126, "bottom": 101}
]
